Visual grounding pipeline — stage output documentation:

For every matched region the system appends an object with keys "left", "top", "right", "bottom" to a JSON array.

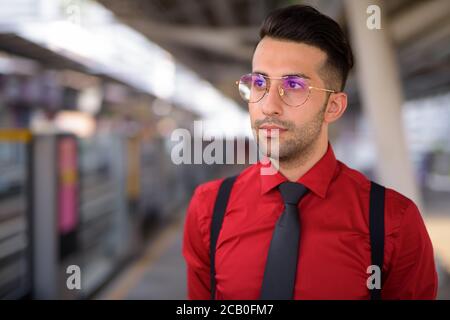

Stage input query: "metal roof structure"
[{"left": 96, "top": 0, "right": 450, "bottom": 109}]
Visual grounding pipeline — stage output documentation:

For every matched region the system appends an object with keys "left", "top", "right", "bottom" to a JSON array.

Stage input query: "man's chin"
[{"left": 257, "top": 143, "right": 281, "bottom": 160}]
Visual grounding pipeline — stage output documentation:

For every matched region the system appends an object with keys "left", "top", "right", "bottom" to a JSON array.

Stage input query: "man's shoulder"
[
  {"left": 336, "top": 160, "right": 372, "bottom": 194},
  {"left": 338, "top": 160, "right": 418, "bottom": 223},
  {"left": 190, "top": 163, "right": 259, "bottom": 207},
  {"left": 193, "top": 178, "right": 224, "bottom": 198}
]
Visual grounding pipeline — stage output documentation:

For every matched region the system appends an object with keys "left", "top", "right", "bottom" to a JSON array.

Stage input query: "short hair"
[{"left": 259, "top": 5, "right": 354, "bottom": 91}]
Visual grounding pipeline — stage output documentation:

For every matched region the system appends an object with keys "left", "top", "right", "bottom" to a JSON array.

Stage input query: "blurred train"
[
  {"left": 0, "top": 49, "right": 248, "bottom": 300},
  {"left": 0, "top": 44, "right": 202, "bottom": 299},
  {"left": 0, "top": 125, "right": 223, "bottom": 299}
]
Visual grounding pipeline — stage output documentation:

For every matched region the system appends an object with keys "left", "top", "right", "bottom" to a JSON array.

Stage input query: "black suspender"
[
  {"left": 369, "top": 181, "right": 385, "bottom": 300},
  {"left": 209, "top": 177, "right": 385, "bottom": 300},
  {"left": 209, "top": 175, "right": 238, "bottom": 300}
]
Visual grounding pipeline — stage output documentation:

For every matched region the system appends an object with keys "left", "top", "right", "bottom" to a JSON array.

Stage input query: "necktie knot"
[{"left": 278, "top": 181, "right": 308, "bottom": 205}]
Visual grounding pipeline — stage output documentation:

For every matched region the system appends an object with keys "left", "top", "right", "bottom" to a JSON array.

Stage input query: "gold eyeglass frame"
[{"left": 236, "top": 73, "right": 336, "bottom": 107}]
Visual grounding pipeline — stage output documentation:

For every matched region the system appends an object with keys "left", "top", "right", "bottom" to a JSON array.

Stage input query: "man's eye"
[
  {"left": 287, "top": 81, "right": 303, "bottom": 89},
  {"left": 254, "top": 80, "right": 265, "bottom": 87}
]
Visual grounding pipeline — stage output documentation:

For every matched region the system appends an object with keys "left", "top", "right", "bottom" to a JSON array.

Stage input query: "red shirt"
[{"left": 182, "top": 143, "right": 438, "bottom": 299}]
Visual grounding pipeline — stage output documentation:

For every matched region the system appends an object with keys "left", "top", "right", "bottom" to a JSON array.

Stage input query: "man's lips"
[
  {"left": 258, "top": 125, "right": 287, "bottom": 137},
  {"left": 259, "top": 124, "right": 287, "bottom": 130}
]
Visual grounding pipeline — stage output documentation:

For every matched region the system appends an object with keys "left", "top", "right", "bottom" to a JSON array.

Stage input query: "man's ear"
[{"left": 324, "top": 92, "right": 347, "bottom": 124}]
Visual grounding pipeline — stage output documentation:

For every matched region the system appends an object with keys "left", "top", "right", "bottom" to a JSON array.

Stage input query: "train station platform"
[{"left": 94, "top": 211, "right": 187, "bottom": 300}]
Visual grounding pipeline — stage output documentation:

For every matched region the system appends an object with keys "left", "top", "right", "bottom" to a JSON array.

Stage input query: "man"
[{"left": 182, "top": 5, "right": 437, "bottom": 300}]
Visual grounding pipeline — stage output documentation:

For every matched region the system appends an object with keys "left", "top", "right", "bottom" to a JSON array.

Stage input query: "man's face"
[{"left": 250, "top": 37, "right": 331, "bottom": 163}]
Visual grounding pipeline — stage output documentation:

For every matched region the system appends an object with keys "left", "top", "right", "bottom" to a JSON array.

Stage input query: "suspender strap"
[
  {"left": 210, "top": 175, "right": 238, "bottom": 300},
  {"left": 369, "top": 181, "right": 385, "bottom": 300}
]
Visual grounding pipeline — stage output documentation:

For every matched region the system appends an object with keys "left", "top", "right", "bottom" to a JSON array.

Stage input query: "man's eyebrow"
[{"left": 252, "top": 70, "right": 311, "bottom": 80}]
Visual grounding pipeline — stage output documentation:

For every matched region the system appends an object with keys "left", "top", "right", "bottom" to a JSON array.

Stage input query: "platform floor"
[{"left": 96, "top": 215, "right": 187, "bottom": 300}]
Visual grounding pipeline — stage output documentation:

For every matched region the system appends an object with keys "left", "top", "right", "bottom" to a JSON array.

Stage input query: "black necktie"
[{"left": 260, "top": 181, "right": 309, "bottom": 300}]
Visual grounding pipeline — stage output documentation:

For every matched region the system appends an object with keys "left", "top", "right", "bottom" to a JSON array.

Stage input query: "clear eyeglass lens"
[
  {"left": 238, "top": 73, "right": 309, "bottom": 107},
  {"left": 280, "top": 76, "right": 309, "bottom": 106},
  {"left": 238, "top": 73, "right": 266, "bottom": 103}
]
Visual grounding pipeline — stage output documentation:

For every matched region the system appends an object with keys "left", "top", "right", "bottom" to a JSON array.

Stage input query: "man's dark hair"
[{"left": 259, "top": 5, "right": 354, "bottom": 91}]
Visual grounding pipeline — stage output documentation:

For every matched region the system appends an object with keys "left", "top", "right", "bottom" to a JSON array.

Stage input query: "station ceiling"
[{"left": 96, "top": 0, "right": 450, "bottom": 110}]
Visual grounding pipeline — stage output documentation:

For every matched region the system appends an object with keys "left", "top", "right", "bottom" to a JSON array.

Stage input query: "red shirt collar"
[{"left": 259, "top": 142, "right": 337, "bottom": 199}]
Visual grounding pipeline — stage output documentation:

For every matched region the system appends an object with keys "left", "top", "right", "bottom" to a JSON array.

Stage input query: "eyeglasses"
[{"left": 236, "top": 73, "right": 336, "bottom": 107}]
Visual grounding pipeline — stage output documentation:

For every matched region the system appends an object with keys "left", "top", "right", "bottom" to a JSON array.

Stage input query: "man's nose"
[{"left": 260, "top": 85, "right": 284, "bottom": 116}]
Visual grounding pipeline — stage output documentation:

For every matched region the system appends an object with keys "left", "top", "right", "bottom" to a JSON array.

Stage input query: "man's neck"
[{"left": 276, "top": 138, "right": 328, "bottom": 182}]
